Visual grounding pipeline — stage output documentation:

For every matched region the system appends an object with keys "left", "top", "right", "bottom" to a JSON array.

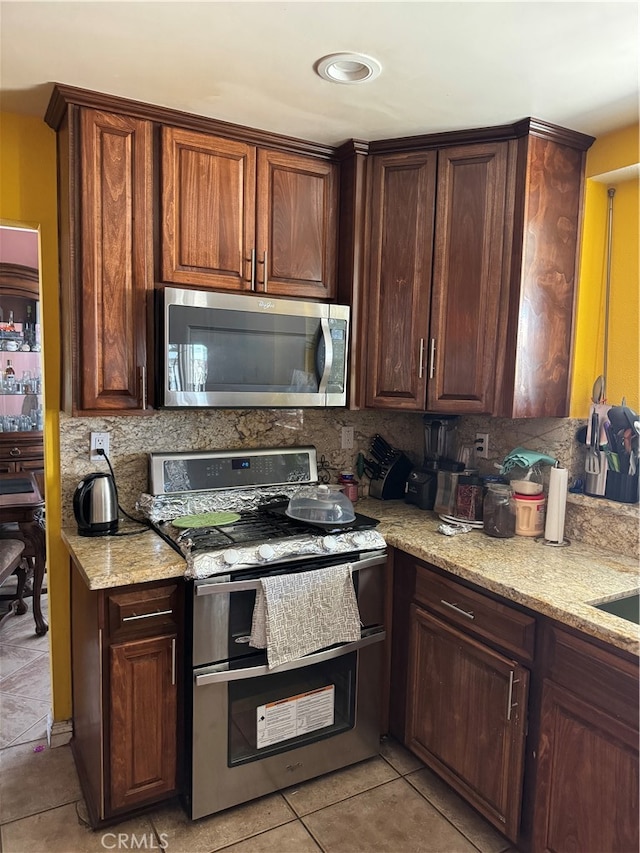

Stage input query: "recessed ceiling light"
[{"left": 315, "top": 53, "right": 382, "bottom": 85}]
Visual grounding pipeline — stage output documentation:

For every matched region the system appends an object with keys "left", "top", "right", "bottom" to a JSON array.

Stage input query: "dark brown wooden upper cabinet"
[
  {"left": 364, "top": 151, "right": 437, "bottom": 410},
  {"left": 53, "top": 106, "right": 154, "bottom": 414},
  {"left": 495, "top": 133, "right": 590, "bottom": 418},
  {"left": 162, "top": 130, "right": 338, "bottom": 299},
  {"left": 256, "top": 149, "right": 338, "bottom": 300},
  {"left": 161, "top": 127, "right": 257, "bottom": 291},
  {"left": 362, "top": 121, "right": 593, "bottom": 417},
  {"left": 427, "top": 142, "right": 509, "bottom": 414}
]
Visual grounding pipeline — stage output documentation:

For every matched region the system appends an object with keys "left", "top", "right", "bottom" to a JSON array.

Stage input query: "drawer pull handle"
[
  {"left": 506, "top": 670, "right": 520, "bottom": 721},
  {"left": 418, "top": 338, "right": 425, "bottom": 379},
  {"left": 9, "top": 447, "right": 21, "bottom": 457},
  {"left": 440, "top": 599, "right": 474, "bottom": 620},
  {"left": 171, "top": 637, "right": 176, "bottom": 686},
  {"left": 122, "top": 608, "right": 173, "bottom": 622}
]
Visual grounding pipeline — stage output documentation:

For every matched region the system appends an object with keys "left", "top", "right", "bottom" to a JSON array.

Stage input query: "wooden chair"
[{"left": 0, "top": 539, "right": 27, "bottom": 628}]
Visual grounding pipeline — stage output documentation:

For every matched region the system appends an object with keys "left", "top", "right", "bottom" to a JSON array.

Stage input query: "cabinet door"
[
  {"left": 255, "top": 149, "right": 338, "bottom": 299},
  {"left": 109, "top": 634, "right": 177, "bottom": 813},
  {"left": 162, "top": 127, "right": 256, "bottom": 290},
  {"left": 364, "top": 151, "right": 437, "bottom": 410},
  {"left": 80, "top": 109, "right": 153, "bottom": 412},
  {"left": 407, "top": 604, "right": 528, "bottom": 841},
  {"left": 532, "top": 680, "right": 639, "bottom": 853},
  {"left": 427, "top": 142, "right": 508, "bottom": 413}
]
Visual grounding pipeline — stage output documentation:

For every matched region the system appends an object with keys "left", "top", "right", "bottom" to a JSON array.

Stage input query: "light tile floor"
[{"left": 0, "top": 595, "right": 516, "bottom": 853}]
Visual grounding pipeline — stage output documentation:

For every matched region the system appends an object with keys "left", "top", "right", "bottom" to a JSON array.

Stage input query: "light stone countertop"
[
  {"left": 61, "top": 499, "right": 639, "bottom": 655},
  {"left": 356, "top": 499, "right": 639, "bottom": 655},
  {"left": 61, "top": 524, "right": 185, "bottom": 590}
]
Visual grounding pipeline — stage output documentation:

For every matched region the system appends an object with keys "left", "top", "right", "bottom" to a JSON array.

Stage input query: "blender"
[{"left": 405, "top": 416, "right": 461, "bottom": 510}]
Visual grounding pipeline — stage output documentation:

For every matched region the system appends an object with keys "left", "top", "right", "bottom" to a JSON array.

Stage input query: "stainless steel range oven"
[{"left": 144, "top": 447, "right": 387, "bottom": 820}]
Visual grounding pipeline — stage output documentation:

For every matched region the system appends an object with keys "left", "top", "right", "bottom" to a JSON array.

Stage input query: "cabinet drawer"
[
  {"left": 415, "top": 566, "right": 535, "bottom": 662},
  {"left": 107, "top": 582, "right": 180, "bottom": 641},
  {"left": 543, "top": 624, "right": 639, "bottom": 729},
  {"left": 0, "top": 442, "right": 43, "bottom": 463}
]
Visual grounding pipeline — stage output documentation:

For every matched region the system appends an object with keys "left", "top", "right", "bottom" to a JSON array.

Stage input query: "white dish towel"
[{"left": 250, "top": 564, "right": 361, "bottom": 669}]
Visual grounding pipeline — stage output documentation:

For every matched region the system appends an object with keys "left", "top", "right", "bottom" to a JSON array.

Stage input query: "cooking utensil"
[
  {"left": 584, "top": 407, "right": 601, "bottom": 475},
  {"left": 592, "top": 375, "right": 605, "bottom": 406},
  {"left": 585, "top": 446, "right": 600, "bottom": 475},
  {"left": 608, "top": 405, "right": 638, "bottom": 434},
  {"left": 585, "top": 408, "right": 600, "bottom": 474}
]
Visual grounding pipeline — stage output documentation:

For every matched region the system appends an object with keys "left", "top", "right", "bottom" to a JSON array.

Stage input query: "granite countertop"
[
  {"left": 356, "top": 499, "right": 639, "bottom": 655},
  {"left": 61, "top": 499, "right": 639, "bottom": 655},
  {"left": 62, "top": 524, "right": 185, "bottom": 590}
]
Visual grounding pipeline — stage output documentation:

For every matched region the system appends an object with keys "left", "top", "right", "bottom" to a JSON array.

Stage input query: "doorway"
[{"left": 0, "top": 224, "right": 50, "bottom": 748}]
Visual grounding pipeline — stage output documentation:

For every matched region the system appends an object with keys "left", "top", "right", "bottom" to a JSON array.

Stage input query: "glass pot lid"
[{"left": 286, "top": 484, "right": 356, "bottom": 525}]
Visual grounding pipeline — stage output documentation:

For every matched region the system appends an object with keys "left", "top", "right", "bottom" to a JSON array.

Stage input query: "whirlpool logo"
[{"left": 258, "top": 300, "right": 276, "bottom": 310}]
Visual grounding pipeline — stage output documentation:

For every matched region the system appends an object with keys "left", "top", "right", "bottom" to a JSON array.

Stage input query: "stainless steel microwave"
[{"left": 160, "top": 287, "right": 350, "bottom": 408}]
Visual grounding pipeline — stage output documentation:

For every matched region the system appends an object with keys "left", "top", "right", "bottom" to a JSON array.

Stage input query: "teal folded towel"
[{"left": 500, "top": 447, "right": 557, "bottom": 474}]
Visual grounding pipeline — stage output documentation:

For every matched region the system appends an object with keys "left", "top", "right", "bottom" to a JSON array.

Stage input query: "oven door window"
[{"left": 227, "top": 651, "right": 356, "bottom": 766}]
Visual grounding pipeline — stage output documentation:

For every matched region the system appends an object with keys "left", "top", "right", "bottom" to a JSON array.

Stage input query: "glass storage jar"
[{"left": 483, "top": 484, "right": 515, "bottom": 538}]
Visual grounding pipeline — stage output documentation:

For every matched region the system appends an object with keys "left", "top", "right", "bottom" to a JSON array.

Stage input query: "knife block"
[{"left": 369, "top": 453, "right": 413, "bottom": 500}]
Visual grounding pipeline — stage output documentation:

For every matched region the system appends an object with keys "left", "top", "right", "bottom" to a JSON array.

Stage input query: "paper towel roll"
[{"left": 544, "top": 466, "right": 568, "bottom": 543}]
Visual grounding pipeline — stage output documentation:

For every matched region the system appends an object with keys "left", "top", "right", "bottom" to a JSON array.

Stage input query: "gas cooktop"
[{"left": 142, "top": 447, "right": 386, "bottom": 579}]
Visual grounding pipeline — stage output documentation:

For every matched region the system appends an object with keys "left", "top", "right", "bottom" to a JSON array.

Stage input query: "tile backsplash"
[{"left": 59, "top": 408, "right": 638, "bottom": 559}]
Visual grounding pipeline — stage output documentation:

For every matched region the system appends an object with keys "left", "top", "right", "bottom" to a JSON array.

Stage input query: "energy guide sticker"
[{"left": 256, "top": 685, "right": 334, "bottom": 748}]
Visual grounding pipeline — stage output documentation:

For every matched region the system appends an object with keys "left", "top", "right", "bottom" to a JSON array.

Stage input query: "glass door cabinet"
[{"left": 0, "top": 264, "right": 44, "bottom": 488}]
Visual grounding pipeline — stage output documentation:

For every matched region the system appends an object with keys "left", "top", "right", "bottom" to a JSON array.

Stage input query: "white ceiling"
[{"left": 1, "top": 1, "right": 638, "bottom": 146}]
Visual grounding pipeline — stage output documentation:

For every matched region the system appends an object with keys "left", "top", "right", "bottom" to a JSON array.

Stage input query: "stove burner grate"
[{"left": 170, "top": 502, "right": 378, "bottom": 553}]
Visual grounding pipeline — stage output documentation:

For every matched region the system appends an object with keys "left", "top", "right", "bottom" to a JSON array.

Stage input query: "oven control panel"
[{"left": 148, "top": 446, "right": 318, "bottom": 495}]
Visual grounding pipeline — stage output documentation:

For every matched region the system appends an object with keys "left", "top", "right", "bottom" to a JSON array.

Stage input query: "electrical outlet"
[
  {"left": 341, "top": 426, "right": 354, "bottom": 450},
  {"left": 90, "top": 431, "right": 110, "bottom": 461},
  {"left": 475, "top": 432, "right": 489, "bottom": 459}
]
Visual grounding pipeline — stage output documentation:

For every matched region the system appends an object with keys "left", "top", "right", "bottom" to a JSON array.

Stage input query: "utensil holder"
[{"left": 604, "top": 470, "right": 639, "bottom": 504}]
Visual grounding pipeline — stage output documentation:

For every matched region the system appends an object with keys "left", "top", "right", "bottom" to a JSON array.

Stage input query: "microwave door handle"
[
  {"left": 317, "top": 318, "right": 333, "bottom": 395},
  {"left": 194, "top": 554, "right": 388, "bottom": 597},
  {"left": 194, "top": 627, "right": 386, "bottom": 686}
]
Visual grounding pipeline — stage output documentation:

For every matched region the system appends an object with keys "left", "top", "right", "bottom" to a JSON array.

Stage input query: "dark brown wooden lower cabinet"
[
  {"left": 531, "top": 627, "right": 639, "bottom": 853},
  {"left": 70, "top": 565, "right": 183, "bottom": 826},
  {"left": 110, "top": 635, "right": 178, "bottom": 812},
  {"left": 406, "top": 604, "right": 529, "bottom": 842}
]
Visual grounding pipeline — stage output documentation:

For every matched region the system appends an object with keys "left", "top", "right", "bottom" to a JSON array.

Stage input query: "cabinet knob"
[{"left": 9, "top": 447, "right": 21, "bottom": 457}]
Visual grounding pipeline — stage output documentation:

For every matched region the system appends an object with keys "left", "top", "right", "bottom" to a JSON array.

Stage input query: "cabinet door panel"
[
  {"left": 80, "top": 109, "right": 153, "bottom": 411},
  {"left": 256, "top": 150, "right": 337, "bottom": 299},
  {"left": 162, "top": 127, "right": 256, "bottom": 290},
  {"left": 509, "top": 137, "right": 584, "bottom": 417},
  {"left": 428, "top": 142, "right": 508, "bottom": 413},
  {"left": 533, "top": 680, "right": 639, "bottom": 853},
  {"left": 365, "top": 152, "right": 436, "bottom": 410},
  {"left": 109, "top": 635, "right": 177, "bottom": 812},
  {"left": 407, "top": 605, "right": 528, "bottom": 841}
]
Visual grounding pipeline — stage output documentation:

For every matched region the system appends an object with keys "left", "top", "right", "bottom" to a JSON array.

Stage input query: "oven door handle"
[
  {"left": 194, "top": 553, "right": 387, "bottom": 596},
  {"left": 194, "top": 627, "right": 386, "bottom": 686}
]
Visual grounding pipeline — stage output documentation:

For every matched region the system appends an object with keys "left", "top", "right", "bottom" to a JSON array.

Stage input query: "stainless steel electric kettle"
[{"left": 73, "top": 472, "right": 118, "bottom": 536}]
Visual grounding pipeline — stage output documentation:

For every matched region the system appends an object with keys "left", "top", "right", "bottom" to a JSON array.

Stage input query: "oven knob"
[
  {"left": 322, "top": 535, "right": 339, "bottom": 552},
  {"left": 351, "top": 532, "right": 368, "bottom": 548},
  {"left": 223, "top": 548, "right": 241, "bottom": 566},
  {"left": 257, "top": 544, "right": 275, "bottom": 561}
]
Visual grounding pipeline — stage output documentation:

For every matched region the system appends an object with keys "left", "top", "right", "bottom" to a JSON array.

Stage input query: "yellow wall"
[
  {"left": 571, "top": 124, "right": 640, "bottom": 416},
  {"left": 0, "top": 113, "right": 71, "bottom": 719}
]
